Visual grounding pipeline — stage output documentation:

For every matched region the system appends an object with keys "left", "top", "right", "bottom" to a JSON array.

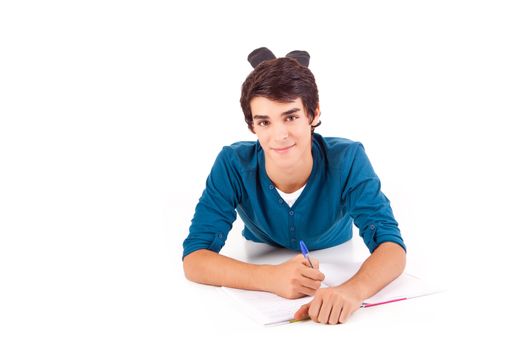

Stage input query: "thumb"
[{"left": 294, "top": 302, "right": 311, "bottom": 321}]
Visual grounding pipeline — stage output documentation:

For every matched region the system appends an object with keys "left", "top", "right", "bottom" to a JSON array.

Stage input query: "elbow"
[
  {"left": 377, "top": 241, "right": 406, "bottom": 276},
  {"left": 399, "top": 249, "right": 407, "bottom": 274},
  {"left": 182, "top": 252, "right": 197, "bottom": 282},
  {"left": 182, "top": 249, "right": 207, "bottom": 283},
  {"left": 395, "top": 244, "right": 407, "bottom": 275}
]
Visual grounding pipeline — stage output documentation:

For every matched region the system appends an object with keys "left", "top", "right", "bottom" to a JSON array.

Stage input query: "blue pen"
[{"left": 299, "top": 240, "right": 314, "bottom": 268}]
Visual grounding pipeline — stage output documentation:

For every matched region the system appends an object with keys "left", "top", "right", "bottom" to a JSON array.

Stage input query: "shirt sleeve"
[
  {"left": 341, "top": 143, "right": 406, "bottom": 253},
  {"left": 182, "top": 147, "right": 241, "bottom": 259}
]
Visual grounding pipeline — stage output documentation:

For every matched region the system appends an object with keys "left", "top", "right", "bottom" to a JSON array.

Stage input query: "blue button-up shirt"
[{"left": 182, "top": 133, "right": 405, "bottom": 259}]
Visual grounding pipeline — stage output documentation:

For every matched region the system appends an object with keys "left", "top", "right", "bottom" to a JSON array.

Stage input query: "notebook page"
[
  {"left": 222, "top": 287, "right": 312, "bottom": 325},
  {"left": 222, "top": 262, "right": 442, "bottom": 325}
]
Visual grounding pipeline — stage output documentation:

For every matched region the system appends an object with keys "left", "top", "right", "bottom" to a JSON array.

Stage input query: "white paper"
[{"left": 222, "top": 262, "right": 442, "bottom": 325}]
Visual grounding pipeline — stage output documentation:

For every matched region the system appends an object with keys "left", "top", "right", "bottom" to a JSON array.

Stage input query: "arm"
[
  {"left": 183, "top": 249, "right": 270, "bottom": 291},
  {"left": 294, "top": 242, "right": 406, "bottom": 324},
  {"left": 183, "top": 249, "right": 325, "bottom": 299},
  {"left": 338, "top": 241, "right": 406, "bottom": 300}
]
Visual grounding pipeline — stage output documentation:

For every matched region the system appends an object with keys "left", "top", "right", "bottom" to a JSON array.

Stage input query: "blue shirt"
[{"left": 182, "top": 133, "right": 405, "bottom": 259}]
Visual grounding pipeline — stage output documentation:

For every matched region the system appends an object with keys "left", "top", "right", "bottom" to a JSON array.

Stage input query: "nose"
[{"left": 274, "top": 122, "right": 289, "bottom": 141}]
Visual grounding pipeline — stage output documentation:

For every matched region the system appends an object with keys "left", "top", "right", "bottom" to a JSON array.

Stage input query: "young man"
[{"left": 182, "top": 48, "right": 406, "bottom": 325}]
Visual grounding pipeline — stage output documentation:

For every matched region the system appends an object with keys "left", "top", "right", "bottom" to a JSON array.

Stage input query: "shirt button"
[
  {"left": 290, "top": 226, "right": 295, "bottom": 232},
  {"left": 289, "top": 210, "right": 294, "bottom": 216},
  {"left": 291, "top": 238, "right": 297, "bottom": 243},
  {"left": 269, "top": 184, "right": 274, "bottom": 190},
  {"left": 218, "top": 233, "right": 223, "bottom": 238},
  {"left": 370, "top": 224, "right": 376, "bottom": 230},
  {"left": 278, "top": 199, "right": 284, "bottom": 204}
]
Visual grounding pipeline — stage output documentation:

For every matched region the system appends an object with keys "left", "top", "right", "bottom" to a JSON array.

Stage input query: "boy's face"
[{"left": 250, "top": 96, "right": 320, "bottom": 170}]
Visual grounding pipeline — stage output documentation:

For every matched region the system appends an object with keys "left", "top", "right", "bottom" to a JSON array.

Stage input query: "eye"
[
  {"left": 257, "top": 120, "right": 270, "bottom": 127},
  {"left": 286, "top": 115, "right": 298, "bottom": 122}
]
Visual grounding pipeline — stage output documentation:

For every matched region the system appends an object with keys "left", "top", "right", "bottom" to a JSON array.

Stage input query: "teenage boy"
[{"left": 182, "top": 48, "right": 406, "bottom": 325}]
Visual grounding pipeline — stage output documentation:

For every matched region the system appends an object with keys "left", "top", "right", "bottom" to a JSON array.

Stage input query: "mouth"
[{"left": 271, "top": 144, "right": 296, "bottom": 154}]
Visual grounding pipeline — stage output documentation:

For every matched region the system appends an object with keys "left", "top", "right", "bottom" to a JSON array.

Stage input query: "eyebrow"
[{"left": 253, "top": 108, "right": 301, "bottom": 120}]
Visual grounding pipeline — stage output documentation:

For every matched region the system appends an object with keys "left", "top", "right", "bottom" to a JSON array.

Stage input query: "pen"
[{"left": 299, "top": 240, "right": 314, "bottom": 268}]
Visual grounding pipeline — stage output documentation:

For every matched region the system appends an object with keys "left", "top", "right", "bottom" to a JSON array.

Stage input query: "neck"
[{"left": 265, "top": 152, "right": 313, "bottom": 193}]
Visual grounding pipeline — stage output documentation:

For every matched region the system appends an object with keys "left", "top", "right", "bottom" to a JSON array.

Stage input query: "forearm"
[
  {"left": 338, "top": 242, "right": 406, "bottom": 300},
  {"left": 183, "top": 249, "right": 272, "bottom": 291}
]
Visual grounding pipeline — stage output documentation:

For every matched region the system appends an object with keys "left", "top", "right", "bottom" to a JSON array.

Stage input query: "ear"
[{"left": 311, "top": 104, "right": 321, "bottom": 125}]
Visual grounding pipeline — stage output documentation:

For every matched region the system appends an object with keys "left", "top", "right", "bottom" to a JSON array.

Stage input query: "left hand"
[{"left": 293, "top": 286, "right": 363, "bottom": 324}]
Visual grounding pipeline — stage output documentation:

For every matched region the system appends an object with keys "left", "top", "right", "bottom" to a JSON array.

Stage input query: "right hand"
[{"left": 268, "top": 254, "right": 325, "bottom": 299}]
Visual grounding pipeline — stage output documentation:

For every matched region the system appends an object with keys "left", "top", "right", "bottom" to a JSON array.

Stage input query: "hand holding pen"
[{"left": 267, "top": 241, "right": 324, "bottom": 299}]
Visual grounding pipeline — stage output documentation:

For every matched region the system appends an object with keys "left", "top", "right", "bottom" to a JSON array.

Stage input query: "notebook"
[{"left": 222, "top": 262, "right": 442, "bottom": 325}]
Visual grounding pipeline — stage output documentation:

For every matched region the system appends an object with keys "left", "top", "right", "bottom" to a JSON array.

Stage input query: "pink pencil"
[{"left": 361, "top": 297, "right": 407, "bottom": 308}]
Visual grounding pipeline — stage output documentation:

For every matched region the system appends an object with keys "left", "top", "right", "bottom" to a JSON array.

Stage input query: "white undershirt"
[{"left": 275, "top": 184, "right": 307, "bottom": 207}]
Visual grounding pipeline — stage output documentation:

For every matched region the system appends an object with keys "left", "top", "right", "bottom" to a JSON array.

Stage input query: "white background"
[{"left": 1, "top": 1, "right": 524, "bottom": 349}]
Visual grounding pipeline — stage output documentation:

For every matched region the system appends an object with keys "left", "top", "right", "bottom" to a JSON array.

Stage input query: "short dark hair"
[{"left": 240, "top": 57, "right": 319, "bottom": 132}]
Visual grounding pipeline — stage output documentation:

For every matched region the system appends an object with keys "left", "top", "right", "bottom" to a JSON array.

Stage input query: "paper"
[
  {"left": 222, "top": 287, "right": 313, "bottom": 326},
  {"left": 222, "top": 262, "right": 442, "bottom": 325}
]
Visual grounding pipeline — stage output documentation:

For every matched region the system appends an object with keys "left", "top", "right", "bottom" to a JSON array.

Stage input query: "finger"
[
  {"left": 296, "top": 284, "right": 318, "bottom": 296},
  {"left": 301, "top": 267, "right": 325, "bottom": 281},
  {"left": 308, "top": 297, "right": 323, "bottom": 323},
  {"left": 300, "top": 256, "right": 320, "bottom": 269},
  {"left": 318, "top": 300, "right": 333, "bottom": 324},
  {"left": 310, "top": 257, "right": 320, "bottom": 269},
  {"left": 339, "top": 304, "right": 352, "bottom": 324},
  {"left": 328, "top": 301, "right": 344, "bottom": 325},
  {"left": 294, "top": 302, "right": 311, "bottom": 320},
  {"left": 300, "top": 276, "right": 322, "bottom": 290},
  {"left": 294, "top": 254, "right": 305, "bottom": 262},
  {"left": 300, "top": 257, "right": 313, "bottom": 268}
]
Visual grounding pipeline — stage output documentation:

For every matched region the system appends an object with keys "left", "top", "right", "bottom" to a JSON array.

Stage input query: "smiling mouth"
[{"left": 271, "top": 144, "right": 296, "bottom": 153}]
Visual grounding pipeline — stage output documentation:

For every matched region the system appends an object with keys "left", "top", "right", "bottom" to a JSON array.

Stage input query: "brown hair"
[{"left": 240, "top": 57, "right": 319, "bottom": 132}]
